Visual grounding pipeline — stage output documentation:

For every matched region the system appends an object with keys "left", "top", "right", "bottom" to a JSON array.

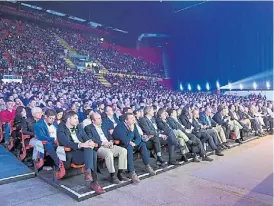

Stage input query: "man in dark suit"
[
  {"left": 156, "top": 108, "right": 188, "bottom": 164},
  {"left": 237, "top": 105, "right": 262, "bottom": 136},
  {"left": 119, "top": 107, "right": 133, "bottom": 122},
  {"left": 180, "top": 107, "right": 224, "bottom": 156},
  {"left": 138, "top": 106, "right": 170, "bottom": 166},
  {"left": 113, "top": 113, "right": 156, "bottom": 184},
  {"left": 213, "top": 107, "right": 232, "bottom": 141},
  {"left": 166, "top": 109, "right": 213, "bottom": 162},
  {"left": 85, "top": 112, "right": 128, "bottom": 184},
  {"left": 102, "top": 106, "right": 121, "bottom": 135},
  {"left": 34, "top": 109, "right": 65, "bottom": 179},
  {"left": 57, "top": 111, "right": 105, "bottom": 194},
  {"left": 213, "top": 106, "right": 243, "bottom": 143},
  {"left": 200, "top": 108, "right": 228, "bottom": 149},
  {"left": 192, "top": 109, "right": 224, "bottom": 153}
]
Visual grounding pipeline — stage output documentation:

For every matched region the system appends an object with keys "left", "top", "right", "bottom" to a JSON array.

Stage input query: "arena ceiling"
[{"left": 21, "top": 1, "right": 204, "bottom": 36}]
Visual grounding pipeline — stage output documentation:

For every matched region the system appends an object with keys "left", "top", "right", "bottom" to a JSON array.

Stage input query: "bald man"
[{"left": 85, "top": 112, "right": 129, "bottom": 184}]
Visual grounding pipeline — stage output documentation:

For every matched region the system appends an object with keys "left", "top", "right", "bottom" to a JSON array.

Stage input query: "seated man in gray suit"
[
  {"left": 166, "top": 108, "right": 213, "bottom": 162},
  {"left": 139, "top": 106, "right": 170, "bottom": 166}
]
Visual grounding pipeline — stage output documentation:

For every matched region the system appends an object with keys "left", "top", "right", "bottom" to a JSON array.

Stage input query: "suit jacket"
[
  {"left": 139, "top": 116, "right": 160, "bottom": 137},
  {"left": 34, "top": 119, "right": 58, "bottom": 142},
  {"left": 166, "top": 117, "right": 186, "bottom": 133},
  {"left": 23, "top": 117, "right": 37, "bottom": 136},
  {"left": 15, "top": 116, "right": 36, "bottom": 136},
  {"left": 213, "top": 112, "right": 228, "bottom": 126},
  {"left": 192, "top": 118, "right": 203, "bottom": 133},
  {"left": 179, "top": 114, "right": 192, "bottom": 130},
  {"left": 199, "top": 112, "right": 217, "bottom": 127},
  {"left": 102, "top": 114, "right": 121, "bottom": 131},
  {"left": 57, "top": 122, "right": 90, "bottom": 150},
  {"left": 237, "top": 111, "right": 248, "bottom": 120},
  {"left": 84, "top": 124, "right": 112, "bottom": 148},
  {"left": 229, "top": 111, "right": 239, "bottom": 121},
  {"left": 156, "top": 118, "right": 178, "bottom": 145},
  {"left": 112, "top": 123, "right": 141, "bottom": 147}
]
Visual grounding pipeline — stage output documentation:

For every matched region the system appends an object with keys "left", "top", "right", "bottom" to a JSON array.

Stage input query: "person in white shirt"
[{"left": 85, "top": 112, "right": 129, "bottom": 184}]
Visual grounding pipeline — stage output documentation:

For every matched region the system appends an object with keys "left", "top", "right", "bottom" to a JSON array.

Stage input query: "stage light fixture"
[{"left": 188, "top": 83, "right": 192, "bottom": 91}]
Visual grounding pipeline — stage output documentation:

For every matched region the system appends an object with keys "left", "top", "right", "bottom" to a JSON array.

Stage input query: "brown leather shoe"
[
  {"left": 130, "top": 172, "right": 140, "bottom": 184},
  {"left": 90, "top": 183, "right": 105, "bottom": 194},
  {"left": 145, "top": 164, "right": 156, "bottom": 176},
  {"left": 56, "top": 161, "right": 66, "bottom": 179},
  {"left": 117, "top": 172, "right": 130, "bottom": 181}
]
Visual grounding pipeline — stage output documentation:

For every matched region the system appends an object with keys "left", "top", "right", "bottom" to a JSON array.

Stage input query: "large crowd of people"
[
  {"left": 0, "top": 9, "right": 273, "bottom": 195},
  {"left": 0, "top": 10, "right": 164, "bottom": 78}
]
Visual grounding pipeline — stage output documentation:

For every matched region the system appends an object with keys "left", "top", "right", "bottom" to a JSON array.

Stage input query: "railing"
[{"left": 1, "top": 75, "right": 23, "bottom": 83}]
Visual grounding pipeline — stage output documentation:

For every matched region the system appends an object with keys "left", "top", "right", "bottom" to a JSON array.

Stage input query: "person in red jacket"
[{"left": 0, "top": 100, "right": 16, "bottom": 144}]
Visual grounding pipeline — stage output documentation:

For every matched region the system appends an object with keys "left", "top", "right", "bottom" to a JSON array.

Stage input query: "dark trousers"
[
  {"left": 194, "top": 131, "right": 218, "bottom": 151},
  {"left": 205, "top": 129, "right": 221, "bottom": 146},
  {"left": 65, "top": 148, "right": 98, "bottom": 180},
  {"left": 4, "top": 123, "right": 10, "bottom": 142},
  {"left": 264, "top": 116, "right": 273, "bottom": 129},
  {"left": 44, "top": 142, "right": 60, "bottom": 167},
  {"left": 159, "top": 138, "right": 176, "bottom": 162},
  {"left": 250, "top": 119, "right": 260, "bottom": 131},
  {"left": 125, "top": 142, "right": 150, "bottom": 173},
  {"left": 11, "top": 130, "right": 22, "bottom": 151},
  {"left": 145, "top": 136, "right": 161, "bottom": 154},
  {"left": 222, "top": 125, "right": 231, "bottom": 139},
  {"left": 186, "top": 133, "right": 206, "bottom": 156}
]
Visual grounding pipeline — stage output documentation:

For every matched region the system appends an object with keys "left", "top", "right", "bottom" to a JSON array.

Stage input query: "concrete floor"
[{"left": 0, "top": 135, "right": 273, "bottom": 206}]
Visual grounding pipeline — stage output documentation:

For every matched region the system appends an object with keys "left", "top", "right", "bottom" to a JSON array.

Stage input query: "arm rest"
[
  {"left": 64, "top": 147, "right": 71, "bottom": 152},
  {"left": 64, "top": 143, "right": 98, "bottom": 151}
]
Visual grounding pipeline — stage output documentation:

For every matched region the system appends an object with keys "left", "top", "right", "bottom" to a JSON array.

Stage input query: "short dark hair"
[
  {"left": 167, "top": 108, "right": 176, "bottom": 116},
  {"left": 44, "top": 109, "right": 57, "bottom": 117},
  {"left": 157, "top": 108, "right": 166, "bottom": 118},
  {"left": 104, "top": 105, "right": 112, "bottom": 113},
  {"left": 124, "top": 113, "right": 134, "bottom": 121},
  {"left": 15, "top": 106, "right": 25, "bottom": 116},
  {"left": 85, "top": 109, "right": 93, "bottom": 116},
  {"left": 123, "top": 107, "right": 132, "bottom": 114},
  {"left": 63, "top": 110, "right": 77, "bottom": 122},
  {"left": 46, "top": 100, "right": 52, "bottom": 104}
]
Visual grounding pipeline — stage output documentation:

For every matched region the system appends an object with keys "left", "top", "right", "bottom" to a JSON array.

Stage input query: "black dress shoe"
[
  {"left": 223, "top": 142, "right": 230, "bottom": 148},
  {"left": 181, "top": 154, "right": 189, "bottom": 162},
  {"left": 192, "top": 155, "right": 200, "bottom": 163},
  {"left": 168, "top": 161, "right": 181, "bottom": 165},
  {"left": 117, "top": 172, "right": 130, "bottom": 181},
  {"left": 156, "top": 156, "right": 168, "bottom": 167},
  {"left": 222, "top": 143, "right": 229, "bottom": 149},
  {"left": 202, "top": 156, "right": 213, "bottom": 162},
  {"left": 235, "top": 139, "right": 243, "bottom": 144},
  {"left": 110, "top": 175, "right": 121, "bottom": 184},
  {"left": 215, "top": 150, "right": 224, "bottom": 156}
]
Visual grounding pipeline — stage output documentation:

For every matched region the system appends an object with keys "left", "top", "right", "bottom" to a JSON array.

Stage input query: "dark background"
[{"left": 23, "top": 1, "right": 273, "bottom": 90}]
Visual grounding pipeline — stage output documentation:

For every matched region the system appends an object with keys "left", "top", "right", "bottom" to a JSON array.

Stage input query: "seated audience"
[
  {"left": 85, "top": 112, "right": 129, "bottom": 184},
  {"left": 57, "top": 111, "right": 105, "bottom": 194},
  {"left": 34, "top": 109, "right": 65, "bottom": 179},
  {"left": 113, "top": 113, "right": 156, "bottom": 183}
]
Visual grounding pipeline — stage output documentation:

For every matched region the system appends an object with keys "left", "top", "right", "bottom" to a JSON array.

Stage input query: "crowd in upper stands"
[
  {"left": 0, "top": 8, "right": 273, "bottom": 195},
  {"left": 0, "top": 12, "right": 164, "bottom": 78}
]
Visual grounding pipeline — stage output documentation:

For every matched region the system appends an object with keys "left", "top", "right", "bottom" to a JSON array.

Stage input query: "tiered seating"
[{"left": 0, "top": 9, "right": 272, "bottom": 200}]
